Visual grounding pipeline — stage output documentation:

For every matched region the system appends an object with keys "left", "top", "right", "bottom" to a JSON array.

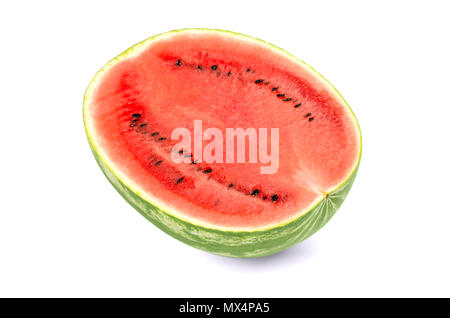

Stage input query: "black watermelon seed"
[
  {"left": 198, "top": 65, "right": 203, "bottom": 70},
  {"left": 154, "top": 160, "right": 162, "bottom": 166},
  {"left": 246, "top": 68, "right": 251, "bottom": 72},
  {"left": 132, "top": 113, "right": 141, "bottom": 118},
  {"left": 272, "top": 87, "right": 278, "bottom": 92},
  {"left": 228, "top": 183, "right": 234, "bottom": 188},
  {"left": 304, "top": 113, "right": 312, "bottom": 118},
  {"left": 139, "top": 123, "right": 147, "bottom": 128},
  {"left": 203, "top": 168, "right": 212, "bottom": 174},
  {"left": 271, "top": 194, "right": 279, "bottom": 202},
  {"left": 178, "top": 149, "right": 184, "bottom": 154},
  {"left": 227, "top": 71, "right": 231, "bottom": 76},
  {"left": 176, "top": 177, "right": 184, "bottom": 184},
  {"left": 309, "top": 117, "right": 314, "bottom": 122},
  {"left": 263, "top": 196, "right": 268, "bottom": 200},
  {"left": 255, "top": 79, "right": 264, "bottom": 84},
  {"left": 131, "top": 118, "right": 139, "bottom": 123},
  {"left": 211, "top": 65, "right": 218, "bottom": 70},
  {"left": 251, "top": 189, "right": 260, "bottom": 196},
  {"left": 283, "top": 98, "right": 292, "bottom": 102},
  {"left": 175, "top": 59, "right": 181, "bottom": 66},
  {"left": 294, "top": 103, "right": 302, "bottom": 108},
  {"left": 151, "top": 132, "right": 159, "bottom": 136},
  {"left": 158, "top": 137, "right": 167, "bottom": 141},
  {"left": 277, "top": 94, "right": 285, "bottom": 98}
]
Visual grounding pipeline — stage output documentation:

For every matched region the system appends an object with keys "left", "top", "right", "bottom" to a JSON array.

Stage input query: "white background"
[{"left": 1, "top": 0, "right": 449, "bottom": 297}]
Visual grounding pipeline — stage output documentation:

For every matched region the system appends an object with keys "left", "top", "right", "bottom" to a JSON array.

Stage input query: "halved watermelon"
[{"left": 83, "top": 29, "right": 361, "bottom": 258}]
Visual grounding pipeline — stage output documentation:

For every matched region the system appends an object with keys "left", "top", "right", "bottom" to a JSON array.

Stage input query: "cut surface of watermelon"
[{"left": 84, "top": 29, "right": 361, "bottom": 257}]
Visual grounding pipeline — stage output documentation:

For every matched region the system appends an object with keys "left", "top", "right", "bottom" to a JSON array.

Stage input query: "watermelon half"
[{"left": 83, "top": 29, "right": 361, "bottom": 258}]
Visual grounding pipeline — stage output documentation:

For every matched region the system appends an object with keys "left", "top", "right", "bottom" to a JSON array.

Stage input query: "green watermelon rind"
[{"left": 83, "top": 28, "right": 362, "bottom": 258}]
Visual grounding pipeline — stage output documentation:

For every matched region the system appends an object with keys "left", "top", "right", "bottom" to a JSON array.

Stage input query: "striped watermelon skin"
[{"left": 90, "top": 143, "right": 358, "bottom": 257}]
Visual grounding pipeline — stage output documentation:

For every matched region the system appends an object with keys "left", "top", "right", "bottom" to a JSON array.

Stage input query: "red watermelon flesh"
[{"left": 85, "top": 30, "right": 360, "bottom": 230}]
